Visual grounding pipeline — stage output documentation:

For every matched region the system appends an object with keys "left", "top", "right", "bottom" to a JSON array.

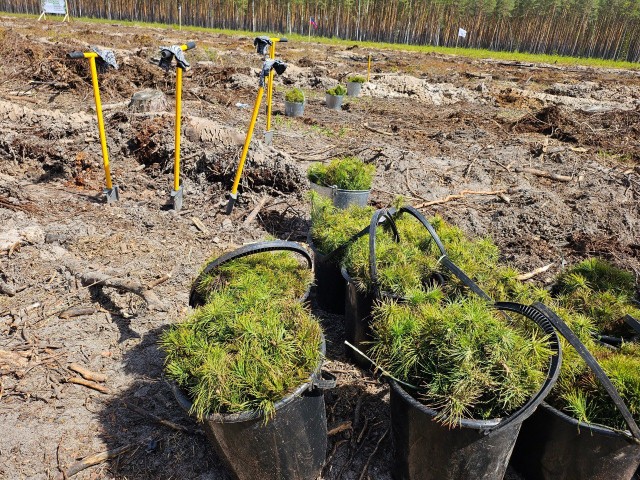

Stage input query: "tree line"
[{"left": 5, "top": 0, "right": 640, "bottom": 62}]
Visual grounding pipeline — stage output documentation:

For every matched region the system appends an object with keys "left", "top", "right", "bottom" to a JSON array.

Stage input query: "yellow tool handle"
[
  {"left": 180, "top": 41, "right": 196, "bottom": 51},
  {"left": 174, "top": 67, "right": 183, "bottom": 191},
  {"left": 231, "top": 86, "right": 264, "bottom": 196},
  {"left": 88, "top": 56, "right": 112, "bottom": 190}
]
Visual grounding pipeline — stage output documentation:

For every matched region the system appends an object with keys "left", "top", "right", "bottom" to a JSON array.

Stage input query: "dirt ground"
[{"left": 1, "top": 16, "right": 639, "bottom": 480}]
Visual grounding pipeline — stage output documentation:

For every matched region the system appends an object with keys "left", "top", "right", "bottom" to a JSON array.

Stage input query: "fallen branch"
[
  {"left": 516, "top": 167, "right": 571, "bottom": 182},
  {"left": 517, "top": 263, "right": 554, "bottom": 281},
  {"left": 55, "top": 443, "right": 136, "bottom": 479},
  {"left": 358, "top": 428, "right": 389, "bottom": 480},
  {"left": 328, "top": 421, "right": 352, "bottom": 436},
  {"left": 416, "top": 190, "right": 507, "bottom": 208},
  {"left": 78, "top": 271, "right": 164, "bottom": 310},
  {"left": 66, "top": 376, "right": 110, "bottom": 394},
  {"left": 147, "top": 273, "right": 171, "bottom": 290},
  {"left": 363, "top": 122, "right": 395, "bottom": 136},
  {"left": 59, "top": 306, "right": 95, "bottom": 319},
  {"left": 122, "top": 400, "right": 196, "bottom": 434},
  {"left": 68, "top": 363, "right": 107, "bottom": 383},
  {"left": 243, "top": 196, "right": 268, "bottom": 226}
]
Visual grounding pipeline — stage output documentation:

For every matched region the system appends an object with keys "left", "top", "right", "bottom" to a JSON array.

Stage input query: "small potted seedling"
[
  {"left": 284, "top": 87, "right": 305, "bottom": 117},
  {"left": 347, "top": 75, "right": 366, "bottom": 96},
  {"left": 307, "top": 156, "right": 375, "bottom": 208},
  {"left": 368, "top": 294, "right": 560, "bottom": 479},
  {"left": 325, "top": 84, "right": 347, "bottom": 110},
  {"left": 162, "top": 242, "right": 333, "bottom": 480}
]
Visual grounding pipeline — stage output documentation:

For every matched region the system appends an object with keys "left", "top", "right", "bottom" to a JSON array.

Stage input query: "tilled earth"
[{"left": 1, "top": 16, "right": 639, "bottom": 480}]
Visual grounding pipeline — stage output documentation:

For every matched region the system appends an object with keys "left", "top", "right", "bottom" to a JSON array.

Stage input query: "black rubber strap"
[
  {"left": 440, "top": 257, "right": 493, "bottom": 301},
  {"left": 624, "top": 314, "right": 640, "bottom": 335},
  {"left": 531, "top": 302, "right": 640, "bottom": 441},
  {"left": 320, "top": 207, "right": 398, "bottom": 264},
  {"left": 68, "top": 51, "right": 84, "bottom": 59},
  {"left": 483, "top": 302, "right": 562, "bottom": 434},
  {"left": 396, "top": 206, "right": 447, "bottom": 256},
  {"left": 189, "top": 240, "right": 312, "bottom": 307},
  {"left": 368, "top": 208, "right": 400, "bottom": 297}
]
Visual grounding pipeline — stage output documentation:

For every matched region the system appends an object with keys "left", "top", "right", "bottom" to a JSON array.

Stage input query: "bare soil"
[{"left": 1, "top": 16, "right": 639, "bottom": 480}]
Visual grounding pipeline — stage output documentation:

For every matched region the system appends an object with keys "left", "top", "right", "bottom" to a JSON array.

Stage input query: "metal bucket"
[
  {"left": 284, "top": 100, "right": 304, "bottom": 117},
  {"left": 310, "top": 182, "right": 370, "bottom": 209},
  {"left": 347, "top": 81, "right": 363, "bottom": 97},
  {"left": 325, "top": 94, "right": 343, "bottom": 110}
]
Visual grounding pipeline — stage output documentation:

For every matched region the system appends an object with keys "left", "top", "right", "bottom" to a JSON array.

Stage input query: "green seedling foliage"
[
  {"left": 309, "top": 191, "right": 375, "bottom": 257},
  {"left": 347, "top": 75, "right": 366, "bottom": 83},
  {"left": 307, "top": 156, "right": 375, "bottom": 190},
  {"left": 195, "top": 251, "right": 314, "bottom": 305},
  {"left": 161, "top": 298, "right": 322, "bottom": 421},
  {"left": 161, "top": 249, "right": 321, "bottom": 421},
  {"left": 370, "top": 296, "right": 553, "bottom": 426},
  {"left": 285, "top": 87, "right": 305, "bottom": 103},
  {"left": 555, "top": 258, "right": 636, "bottom": 297},
  {"left": 326, "top": 84, "right": 347, "bottom": 96}
]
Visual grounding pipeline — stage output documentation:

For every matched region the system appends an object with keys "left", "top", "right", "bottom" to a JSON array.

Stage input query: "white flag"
[{"left": 458, "top": 28, "right": 467, "bottom": 38}]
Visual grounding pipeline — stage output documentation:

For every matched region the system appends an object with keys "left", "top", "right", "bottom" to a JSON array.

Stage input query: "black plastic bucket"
[
  {"left": 189, "top": 240, "right": 313, "bottom": 308},
  {"left": 308, "top": 236, "right": 345, "bottom": 314},
  {"left": 342, "top": 266, "right": 376, "bottom": 368},
  {"left": 510, "top": 403, "right": 640, "bottom": 480},
  {"left": 171, "top": 372, "right": 330, "bottom": 480},
  {"left": 388, "top": 302, "right": 562, "bottom": 480},
  {"left": 508, "top": 303, "right": 640, "bottom": 480}
]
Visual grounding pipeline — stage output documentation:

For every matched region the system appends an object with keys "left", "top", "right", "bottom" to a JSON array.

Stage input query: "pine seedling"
[{"left": 307, "top": 157, "right": 375, "bottom": 191}]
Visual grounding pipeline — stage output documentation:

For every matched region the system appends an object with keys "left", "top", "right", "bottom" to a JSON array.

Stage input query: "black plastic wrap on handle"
[
  {"left": 279, "top": 37, "right": 289, "bottom": 42},
  {"left": 189, "top": 240, "right": 313, "bottom": 308},
  {"left": 185, "top": 41, "right": 196, "bottom": 50},
  {"left": 68, "top": 51, "right": 85, "bottom": 59},
  {"left": 531, "top": 301, "right": 640, "bottom": 442},
  {"left": 486, "top": 302, "right": 562, "bottom": 434},
  {"left": 368, "top": 208, "right": 400, "bottom": 297}
]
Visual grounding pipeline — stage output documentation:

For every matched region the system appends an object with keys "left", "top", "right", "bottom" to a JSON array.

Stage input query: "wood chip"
[
  {"left": 243, "top": 196, "right": 268, "bottom": 226},
  {"left": 328, "top": 421, "right": 352, "bottom": 436},
  {"left": 516, "top": 167, "right": 571, "bottom": 182},
  {"left": 516, "top": 263, "right": 554, "bottom": 281},
  {"left": 191, "top": 217, "right": 209, "bottom": 234}
]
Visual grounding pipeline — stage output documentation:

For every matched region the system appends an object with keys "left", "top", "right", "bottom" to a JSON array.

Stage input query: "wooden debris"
[
  {"left": 56, "top": 443, "right": 135, "bottom": 479},
  {"left": 68, "top": 363, "right": 107, "bottom": 383},
  {"left": 66, "top": 376, "right": 110, "bottom": 394},
  {"left": 363, "top": 122, "right": 395, "bottom": 136},
  {"left": 0, "top": 278, "right": 15, "bottom": 297},
  {"left": 416, "top": 189, "right": 507, "bottom": 208},
  {"left": 0, "top": 349, "right": 29, "bottom": 373},
  {"left": 122, "top": 400, "right": 195, "bottom": 434},
  {"left": 147, "top": 273, "right": 171, "bottom": 290},
  {"left": 59, "top": 306, "right": 95, "bottom": 319},
  {"left": 243, "top": 196, "right": 268, "bottom": 226},
  {"left": 328, "top": 421, "right": 352, "bottom": 436},
  {"left": 358, "top": 429, "right": 389, "bottom": 480},
  {"left": 516, "top": 167, "right": 571, "bottom": 182},
  {"left": 517, "top": 263, "right": 554, "bottom": 281},
  {"left": 191, "top": 217, "right": 209, "bottom": 234}
]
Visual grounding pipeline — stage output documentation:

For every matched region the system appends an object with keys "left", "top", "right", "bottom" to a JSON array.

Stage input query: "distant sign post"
[{"left": 38, "top": 0, "right": 70, "bottom": 22}]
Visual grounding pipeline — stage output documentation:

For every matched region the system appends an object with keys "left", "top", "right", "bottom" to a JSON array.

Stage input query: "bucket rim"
[
  {"left": 309, "top": 181, "right": 371, "bottom": 195},
  {"left": 170, "top": 336, "right": 327, "bottom": 424},
  {"left": 540, "top": 402, "right": 637, "bottom": 441},
  {"left": 390, "top": 378, "right": 507, "bottom": 430}
]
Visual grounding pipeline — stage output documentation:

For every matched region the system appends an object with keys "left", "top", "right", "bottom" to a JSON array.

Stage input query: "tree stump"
[{"left": 128, "top": 89, "right": 167, "bottom": 113}]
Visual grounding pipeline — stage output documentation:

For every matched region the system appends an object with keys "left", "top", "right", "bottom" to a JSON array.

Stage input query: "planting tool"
[
  {"left": 253, "top": 36, "right": 288, "bottom": 144},
  {"left": 226, "top": 58, "right": 287, "bottom": 215},
  {"left": 67, "top": 48, "right": 119, "bottom": 203},
  {"left": 367, "top": 53, "right": 372, "bottom": 82},
  {"left": 158, "top": 41, "right": 196, "bottom": 212}
]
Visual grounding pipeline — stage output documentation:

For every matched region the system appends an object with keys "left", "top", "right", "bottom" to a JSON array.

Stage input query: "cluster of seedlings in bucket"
[
  {"left": 310, "top": 195, "right": 640, "bottom": 429},
  {"left": 307, "top": 156, "right": 375, "bottom": 191},
  {"left": 326, "top": 85, "right": 347, "bottom": 96},
  {"left": 285, "top": 87, "right": 305, "bottom": 103},
  {"left": 347, "top": 75, "right": 366, "bottom": 84},
  {"left": 160, "top": 251, "right": 322, "bottom": 421}
]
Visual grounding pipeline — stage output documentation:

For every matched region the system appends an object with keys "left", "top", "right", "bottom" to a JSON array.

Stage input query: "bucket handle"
[
  {"left": 310, "top": 370, "right": 337, "bottom": 391},
  {"left": 480, "top": 302, "right": 562, "bottom": 434},
  {"left": 367, "top": 208, "right": 401, "bottom": 297},
  {"left": 392, "top": 206, "right": 493, "bottom": 301},
  {"left": 530, "top": 302, "right": 640, "bottom": 442},
  {"left": 189, "top": 240, "right": 313, "bottom": 307}
]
